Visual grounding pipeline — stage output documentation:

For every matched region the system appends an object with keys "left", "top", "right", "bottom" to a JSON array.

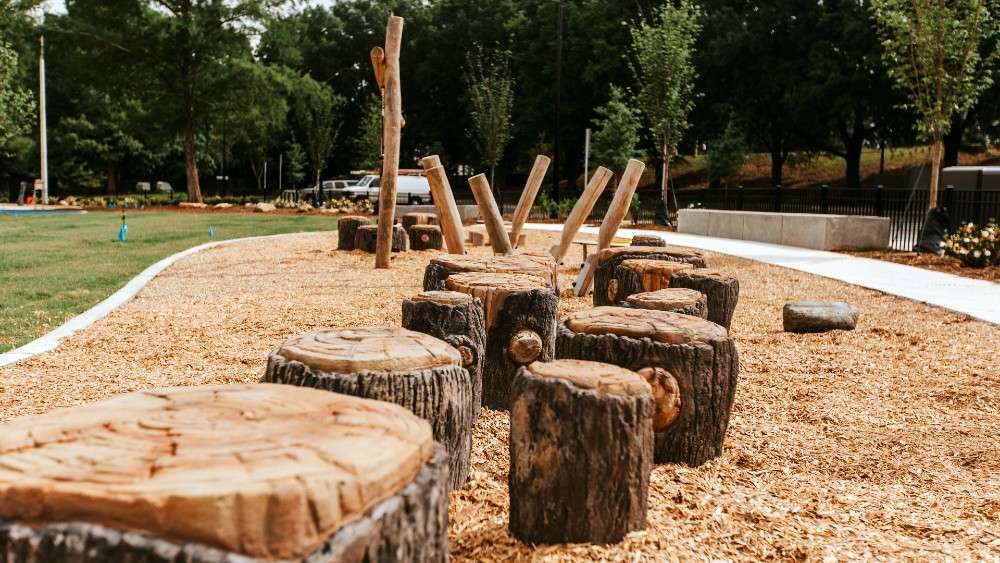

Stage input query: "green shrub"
[{"left": 942, "top": 220, "right": 999, "bottom": 268}]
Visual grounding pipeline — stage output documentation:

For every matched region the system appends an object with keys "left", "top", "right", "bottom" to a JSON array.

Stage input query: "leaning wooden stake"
[
  {"left": 469, "top": 173, "right": 513, "bottom": 255},
  {"left": 508, "top": 155, "right": 551, "bottom": 248},
  {"left": 420, "top": 155, "right": 466, "bottom": 254},
  {"left": 549, "top": 165, "right": 613, "bottom": 263},
  {"left": 374, "top": 14, "right": 404, "bottom": 269},
  {"left": 575, "top": 159, "right": 646, "bottom": 296}
]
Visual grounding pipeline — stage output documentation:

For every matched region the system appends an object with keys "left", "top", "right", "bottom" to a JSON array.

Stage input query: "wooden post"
[
  {"left": 508, "top": 155, "right": 551, "bottom": 248},
  {"left": 468, "top": 173, "right": 513, "bottom": 255},
  {"left": 337, "top": 215, "right": 370, "bottom": 251},
  {"left": 420, "top": 155, "right": 466, "bottom": 254},
  {"left": 374, "top": 15, "right": 404, "bottom": 269},
  {"left": 669, "top": 268, "right": 740, "bottom": 329},
  {"left": 409, "top": 224, "right": 444, "bottom": 251},
  {"left": 575, "top": 159, "right": 645, "bottom": 295},
  {"left": 549, "top": 165, "right": 613, "bottom": 263},
  {"left": 593, "top": 246, "right": 707, "bottom": 306}
]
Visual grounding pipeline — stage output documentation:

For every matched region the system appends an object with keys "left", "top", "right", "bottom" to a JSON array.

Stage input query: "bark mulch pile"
[{"left": 1, "top": 230, "right": 997, "bottom": 561}]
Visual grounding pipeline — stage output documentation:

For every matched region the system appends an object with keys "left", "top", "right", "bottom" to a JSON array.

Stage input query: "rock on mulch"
[{"left": 783, "top": 300, "right": 860, "bottom": 333}]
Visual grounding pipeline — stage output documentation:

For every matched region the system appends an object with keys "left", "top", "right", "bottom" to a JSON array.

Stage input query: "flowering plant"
[{"left": 941, "top": 220, "right": 999, "bottom": 268}]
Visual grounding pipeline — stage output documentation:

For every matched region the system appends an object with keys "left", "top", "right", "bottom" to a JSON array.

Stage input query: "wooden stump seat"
[
  {"left": 423, "top": 253, "right": 559, "bottom": 293},
  {"left": 593, "top": 246, "right": 707, "bottom": 306},
  {"left": 626, "top": 287, "right": 708, "bottom": 318},
  {"left": 402, "top": 212, "right": 437, "bottom": 232},
  {"left": 509, "top": 360, "right": 654, "bottom": 544},
  {"left": 669, "top": 268, "right": 740, "bottom": 330},
  {"left": 337, "top": 215, "right": 370, "bottom": 251},
  {"left": 265, "top": 327, "right": 473, "bottom": 490},
  {"left": 557, "top": 306, "right": 738, "bottom": 466},
  {"left": 631, "top": 234, "right": 667, "bottom": 247},
  {"left": 355, "top": 223, "right": 407, "bottom": 253},
  {"left": 0, "top": 384, "right": 448, "bottom": 562},
  {"left": 604, "top": 259, "right": 695, "bottom": 304},
  {"left": 409, "top": 224, "right": 444, "bottom": 251},
  {"left": 444, "top": 272, "right": 558, "bottom": 410}
]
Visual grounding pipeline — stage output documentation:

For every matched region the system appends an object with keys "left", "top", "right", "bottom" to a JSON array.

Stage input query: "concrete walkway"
[{"left": 525, "top": 223, "right": 1000, "bottom": 325}]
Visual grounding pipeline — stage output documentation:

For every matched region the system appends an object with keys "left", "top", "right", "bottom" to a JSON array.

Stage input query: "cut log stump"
[
  {"left": 669, "top": 268, "right": 740, "bottom": 330},
  {"left": 338, "top": 215, "right": 370, "bottom": 251},
  {"left": 402, "top": 212, "right": 437, "bottom": 232},
  {"left": 356, "top": 223, "right": 407, "bottom": 253},
  {"left": 423, "top": 253, "right": 559, "bottom": 292},
  {"left": 603, "top": 259, "right": 696, "bottom": 305},
  {"left": 444, "top": 272, "right": 558, "bottom": 410},
  {"left": 631, "top": 234, "right": 667, "bottom": 247},
  {"left": 508, "top": 360, "right": 654, "bottom": 544},
  {"left": 0, "top": 384, "right": 449, "bottom": 562},
  {"left": 593, "top": 246, "right": 707, "bottom": 307},
  {"left": 402, "top": 290, "right": 486, "bottom": 420},
  {"left": 626, "top": 288, "right": 708, "bottom": 318},
  {"left": 409, "top": 224, "right": 444, "bottom": 251},
  {"left": 265, "top": 327, "right": 473, "bottom": 490},
  {"left": 557, "top": 306, "right": 738, "bottom": 467}
]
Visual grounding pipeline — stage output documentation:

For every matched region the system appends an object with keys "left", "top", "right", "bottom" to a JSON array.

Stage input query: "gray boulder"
[{"left": 783, "top": 301, "right": 859, "bottom": 333}]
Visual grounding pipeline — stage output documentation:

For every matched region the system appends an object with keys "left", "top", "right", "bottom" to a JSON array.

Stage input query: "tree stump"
[
  {"left": 409, "top": 224, "right": 445, "bottom": 251},
  {"left": 626, "top": 288, "right": 708, "bottom": 318},
  {"left": 338, "top": 215, "right": 370, "bottom": 251},
  {"left": 402, "top": 212, "right": 437, "bottom": 232},
  {"left": 402, "top": 291, "right": 486, "bottom": 420},
  {"left": 508, "top": 360, "right": 654, "bottom": 544},
  {"left": 423, "top": 253, "right": 559, "bottom": 292},
  {"left": 355, "top": 223, "right": 407, "bottom": 253},
  {"left": 265, "top": 327, "right": 473, "bottom": 490},
  {"left": 669, "top": 268, "right": 740, "bottom": 330},
  {"left": 556, "top": 306, "right": 738, "bottom": 467},
  {"left": 0, "top": 384, "right": 449, "bottom": 562},
  {"left": 631, "top": 234, "right": 667, "bottom": 247},
  {"left": 593, "top": 246, "right": 707, "bottom": 306},
  {"left": 603, "top": 259, "right": 696, "bottom": 305},
  {"left": 444, "top": 272, "right": 558, "bottom": 410}
]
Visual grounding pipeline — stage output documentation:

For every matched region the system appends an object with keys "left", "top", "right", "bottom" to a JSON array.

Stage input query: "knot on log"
[
  {"left": 607, "top": 278, "right": 620, "bottom": 303},
  {"left": 509, "top": 330, "right": 543, "bottom": 365},
  {"left": 637, "top": 367, "right": 681, "bottom": 430},
  {"left": 457, "top": 345, "right": 474, "bottom": 367}
]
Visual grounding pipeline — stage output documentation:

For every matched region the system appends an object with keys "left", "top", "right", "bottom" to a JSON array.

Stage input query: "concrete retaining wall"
[{"left": 678, "top": 209, "right": 889, "bottom": 250}]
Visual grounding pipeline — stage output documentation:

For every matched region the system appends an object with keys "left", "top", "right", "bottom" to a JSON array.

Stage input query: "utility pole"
[
  {"left": 553, "top": 0, "right": 564, "bottom": 204},
  {"left": 279, "top": 153, "right": 283, "bottom": 192},
  {"left": 38, "top": 35, "right": 49, "bottom": 204},
  {"left": 583, "top": 127, "right": 591, "bottom": 188}
]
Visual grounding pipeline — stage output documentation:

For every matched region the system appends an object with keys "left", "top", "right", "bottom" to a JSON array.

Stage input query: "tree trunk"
[
  {"left": 355, "top": 224, "right": 406, "bottom": 253},
  {"left": 844, "top": 135, "right": 864, "bottom": 188},
  {"left": 183, "top": 122, "right": 203, "bottom": 203},
  {"left": 631, "top": 235, "right": 667, "bottom": 247},
  {"left": 409, "top": 225, "right": 444, "bottom": 251},
  {"left": 557, "top": 307, "right": 739, "bottom": 467},
  {"left": 508, "top": 360, "right": 654, "bottom": 544},
  {"left": 943, "top": 111, "right": 969, "bottom": 169},
  {"left": 602, "top": 258, "right": 696, "bottom": 306},
  {"left": 625, "top": 288, "right": 707, "bottom": 318},
  {"left": 338, "top": 216, "right": 371, "bottom": 251},
  {"left": 770, "top": 148, "right": 784, "bottom": 187},
  {"left": 402, "top": 212, "right": 436, "bottom": 232},
  {"left": 929, "top": 133, "right": 943, "bottom": 211},
  {"left": 592, "top": 246, "right": 707, "bottom": 307},
  {"left": 423, "top": 253, "right": 559, "bottom": 293},
  {"left": 444, "top": 272, "right": 558, "bottom": 410},
  {"left": 265, "top": 328, "right": 474, "bottom": 490},
  {"left": 402, "top": 290, "right": 486, "bottom": 420},
  {"left": 0, "top": 384, "right": 449, "bottom": 562},
  {"left": 661, "top": 150, "right": 671, "bottom": 211},
  {"left": 669, "top": 268, "right": 740, "bottom": 330}
]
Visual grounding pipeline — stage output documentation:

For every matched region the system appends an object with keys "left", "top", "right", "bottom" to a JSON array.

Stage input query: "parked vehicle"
[
  {"left": 297, "top": 179, "right": 357, "bottom": 203},
  {"left": 344, "top": 175, "right": 432, "bottom": 205}
]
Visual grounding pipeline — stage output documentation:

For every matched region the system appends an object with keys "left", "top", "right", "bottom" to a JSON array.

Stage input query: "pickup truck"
[{"left": 343, "top": 175, "right": 433, "bottom": 205}]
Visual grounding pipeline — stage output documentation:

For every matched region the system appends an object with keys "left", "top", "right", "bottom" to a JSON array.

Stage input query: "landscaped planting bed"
[{"left": 0, "top": 230, "right": 996, "bottom": 560}]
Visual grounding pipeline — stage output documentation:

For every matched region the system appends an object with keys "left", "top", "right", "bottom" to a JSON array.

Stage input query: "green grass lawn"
[{"left": 0, "top": 210, "right": 339, "bottom": 353}]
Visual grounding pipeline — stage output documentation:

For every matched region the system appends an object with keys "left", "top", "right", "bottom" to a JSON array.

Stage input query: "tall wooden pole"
[
  {"left": 549, "top": 165, "right": 612, "bottom": 264},
  {"left": 420, "top": 155, "right": 466, "bottom": 254},
  {"left": 469, "top": 174, "right": 513, "bottom": 255},
  {"left": 375, "top": 16, "right": 404, "bottom": 269},
  {"left": 508, "top": 155, "right": 550, "bottom": 247}
]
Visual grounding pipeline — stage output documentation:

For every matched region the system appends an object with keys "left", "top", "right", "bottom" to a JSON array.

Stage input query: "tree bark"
[
  {"left": 669, "top": 268, "right": 740, "bottom": 330},
  {"left": 402, "top": 291, "right": 486, "bottom": 420},
  {"left": 265, "top": 328, "right": 474, "bottom": 490},
  {"left": 556, "top": 307, "right": 739, "bottom": 467},
  {"left": 631, "top": 235, "right": 666, "bottom": 247},
  {"left": 183, "top": 121, "right": 203, "bottom": 203},
  {"left": 508, "top": 360, "right": 654, "bottom": 544},
  {"left": 929, "top": 133, "right": 944, "bottom": 211},
  {"left": 375, "top": 15, "right": 404, "bottom": 269},
  {"left": 593, "top": 246, "right": 707, "bottom": 307},
  {"left": 943, "top": 111, "right": 970, "bottom": 169},
  {"left": 355, "top": 224, "right": 406, "bottom": 253},
  {"left": 423, "top": 253, "right": 559, "bottom": 292},
  {"left": 844, "top": 134, "right": 864, "bottom": 189},
  {"left": 602, "top": 259, "right": 696, "bottom": 306},
  {"left": 626, "top": 288, "right": 708, "bottom": 318},
  {"left": 402, "top": 212, "right": 437, "bottom": 232},
  {"left": 408, "top": 225, "right": 444, "bottom": 251},
  {"left": 338, "top": 215, "right": 370, "bottom": 251}
]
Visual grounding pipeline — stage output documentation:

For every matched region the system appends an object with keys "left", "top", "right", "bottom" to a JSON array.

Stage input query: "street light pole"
[
  {"left": 552, "top": 0, "right": 564, "bottom": 205},
  {"left": 39, "top": 34, "right": 49, "bottom": 204}
]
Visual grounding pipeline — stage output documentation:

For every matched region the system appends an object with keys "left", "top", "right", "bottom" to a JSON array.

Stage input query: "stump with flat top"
[
  {"left": 423, "top": 253, "right": 559, "bottom": 292},
  {"left": 265, "top": 327, "right": 473, "bottom": 490},
  {"left": 445, "top": 272, "right": 558, "bottom": 410},
  {"left": 0, "top": 384, "right": 448, "bottom": 562},
  {"left": 603, "top": 258, "right": 696, "bottom": 305},
  {"left": 338, "top": 215, "right": 370, "bottom": 251},
  {"left": 631, "top": 234, "right": 667, "bottom": 247},
  {"left": 593, "top": 246, "right": 707, "bottom": 307},
  {"left": 508, "top": 360, "right": 654, "bottom": 544},
  {"left": 669, "top": 268, "right": 740, "bottom": 330},
  {"left": 356, "top": 223, "right": 407, "bottom": 253},
  {"left": 409, "top": 224, "right": 444, "bottom": 251},
  {"left": 556, "top": 306, "right": 738, "bottom": 466},
  {"left": 402, "top": 291, "right": 486, "bottom": 419},
  {"left": 626, "top": 288, "right": 708, "bottom": 318},
  {"left": 402, "top": 212, "right": 437, "bottom": 232}
]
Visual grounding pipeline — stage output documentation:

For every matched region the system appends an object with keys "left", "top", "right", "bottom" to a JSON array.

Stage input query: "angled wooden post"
[
  {"left": 508, "top": 155, "right": 551, "bottom": 247},
  {"left": 374, "top": 15, "right": 404, "bottom": 269},
  {"left": 469, "top": 174, "right": 514, "bottom": 255},
  {"left": 420, "top": 155, "right": 466, "bottom": 254},
  {"left": 549, "top": 165, "right": 613, "bottom": 264}
]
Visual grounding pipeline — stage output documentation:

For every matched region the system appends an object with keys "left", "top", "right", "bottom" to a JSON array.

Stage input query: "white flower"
[
  {"left": 939, "top": 241, "right": 946, "bottom": 247},
  {"left": 974, "top": 250, "right": 982, "bottom": 258},
  {"left": 986, "top": 250, "right": 992, "bottom": 257},
  {"left": 963, "top": 238, "right": 970, "bottom": 243}
]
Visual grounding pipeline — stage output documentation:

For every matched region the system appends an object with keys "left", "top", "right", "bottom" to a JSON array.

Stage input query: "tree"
[
  {"left": 226, "top": 62, "right": 290, "bottom": 194},
  {"left": 590, "top": 86, "right": 642, "bottom": 173},
  {"left": 0, "top": 41, "right": 34, "bottom": 157},
  {"left": 705, "top": 117, "right": 746, "bottom": 189},
  {"left": 871, "top": 0, "right": 999, "bottom": 210},
  {"left": 466, "top": 46, "right": 514, "bottom": 200},
  {"left": 631, "top": 0, "right": 702, "bottom": 211},
  {"left": 284, "top": 141, "right": 306, "bottom": 189},
  {"left": 291, "top": 75, "right": 344, "bottom": 198},
  {"left": 354, "top": 93, "right": 382, "bottom": 170}
]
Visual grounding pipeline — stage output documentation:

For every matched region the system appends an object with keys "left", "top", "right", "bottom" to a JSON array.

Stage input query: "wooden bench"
[{"left": 573, "top": 237, "right": 631, "bottom": 261}]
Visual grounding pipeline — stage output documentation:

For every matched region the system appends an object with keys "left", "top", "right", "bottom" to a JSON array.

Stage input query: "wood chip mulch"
[
  {"left": 0, "top": 230, "right": 997, "bottom": 561},
  {"left": 843, "top": 250, "right": 1000, "bottom": 283}
]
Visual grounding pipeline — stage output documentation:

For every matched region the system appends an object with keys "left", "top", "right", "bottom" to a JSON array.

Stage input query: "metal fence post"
[
  {"left": 944, "top": 185, "right": 955, "bottom": 213},
  {"left": 737, "top": 185, "right": 744, "bottom": 210},
  {"left": 875, "top": 185, "right": 884, "bottom": 216},
  {"left": 820, "top": 184, "right": 829, "bottom": 214},
  {"left": 773, "top": 185, "right": 782, "bottom": 212}
]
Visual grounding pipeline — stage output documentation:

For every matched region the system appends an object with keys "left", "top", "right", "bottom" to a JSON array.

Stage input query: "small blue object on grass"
[
  {"left": 208, "top": 226, "right": 215, "bottom": 238},
  {"left": 118, "top": 221, "right": 128, "bottom": 242}
]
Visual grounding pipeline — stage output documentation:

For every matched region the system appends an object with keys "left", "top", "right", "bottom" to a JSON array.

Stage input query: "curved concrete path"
[{"left": 525, "top": 223, "right": 1000, "bottom": 325}]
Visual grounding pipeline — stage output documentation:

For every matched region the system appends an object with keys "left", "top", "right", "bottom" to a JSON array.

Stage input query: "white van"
[{"left": 348, "top": 176, "right": 432, "bottom": 205}]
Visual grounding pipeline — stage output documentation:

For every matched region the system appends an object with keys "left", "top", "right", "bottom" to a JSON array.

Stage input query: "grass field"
[{"left": 0, "top": 210, "right": 339, "bottom": 353}]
